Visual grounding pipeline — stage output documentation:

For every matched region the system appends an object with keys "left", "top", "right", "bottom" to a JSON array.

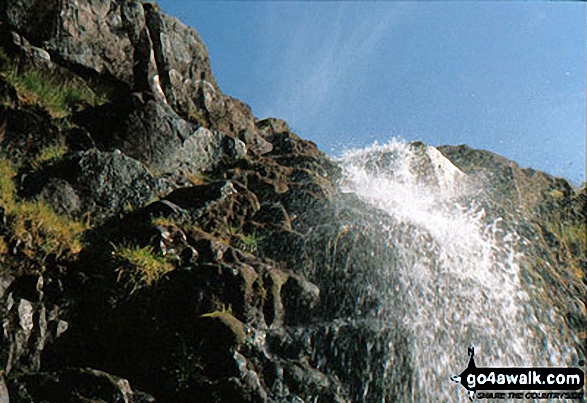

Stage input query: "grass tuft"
[
  {"left": 0, "top": 47, "right": 109, "bottom": 117},
  {"left": 0, "top": 156, "right": 87, "bottom": 263},
  {"left": 12, "top": 200, "right": 86, "bottom": 258},
  {"left": 114, "top": 244, "right": 175, "bottom": 292},
  {"left": 31, "top": 140, "right": 68, "bottom": 170}
]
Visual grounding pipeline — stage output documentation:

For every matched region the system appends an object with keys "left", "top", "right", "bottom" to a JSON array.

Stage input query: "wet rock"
[
  {"left": 199, "top": 312, "right": 246, "bottom": 348},
  {"left": 262, "top": 269, "right": 288, "bottom": 328},
  {"left": 281, "top": 273, "right": 320, "bottom": 326},
  {"left": 2, "top": 0, "right": 582, "bottom": 401},
  {"left": 252, "top": 202, "right": 292, "bottom": 231}
]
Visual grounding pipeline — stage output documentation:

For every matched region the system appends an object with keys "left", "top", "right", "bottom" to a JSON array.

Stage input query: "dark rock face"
[
  {"left": 0, "top": 1, "right": 583, "bottom": 402},
  {"left": 6, "top": 368, "right": 155, "bottom": 402},
  {"left": 3, "top": 0, "right": 150, "bottom": 86},
  {"left": 0, "top": 106, "right": 60, "bottom": 165},
  {"left": 23, "top": 149, "right": 171, "bottom": 221},
  {"left": 74, "top": 94, "right": 195, "bottom": 171}
]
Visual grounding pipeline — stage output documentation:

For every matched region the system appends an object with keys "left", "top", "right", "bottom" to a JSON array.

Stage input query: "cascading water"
[{"left": 301, "top": 139, "right": 578, "bottom": 402}]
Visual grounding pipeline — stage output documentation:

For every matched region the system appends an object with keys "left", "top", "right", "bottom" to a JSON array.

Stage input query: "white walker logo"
[{"left": 451, "top": 346, "right": 585, "bottom": 401}]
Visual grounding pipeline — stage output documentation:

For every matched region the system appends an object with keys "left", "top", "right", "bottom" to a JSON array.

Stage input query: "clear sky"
[{"left": 158, "top": 1, "right": 585, "bottom": 185}]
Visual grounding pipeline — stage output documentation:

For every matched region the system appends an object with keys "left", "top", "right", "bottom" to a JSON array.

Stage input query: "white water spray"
[{"left": 335, "top": 139, "right": 576, "bottom": 401}]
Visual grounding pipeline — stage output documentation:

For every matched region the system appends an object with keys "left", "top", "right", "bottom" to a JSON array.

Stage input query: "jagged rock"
[
  {"left": 63, "top": 126, "right": 96, "bottom": 153},
  {"left": 240, "top": 128, "right": 273, "bottom": 156},
  {"left": 2, "top": 0, "right": 583, "bottom": 402},
  {"left": 75, "top": 95, "right": 248, "bottom": 174},
  {"left": 6, "top": 367, "right": 155, "bottom": 403},
  {"left": 200, "top": 312, "right": 246, "bottom": 348},
  {"left": 252, "top": 202, "right": 292, "bottom": 231},
  {"left": 8, "top": 31, "right": 54, "bottom": 70},
  {"left": 74, "top": 150, "right": 169, "bottom": 218},
  {"left": 2, "top": 0, "right": 136, "bottom": 83},
  {"left": 438, "top": 144, "right": 582, "bottom": 222},
  {"left": 1, "top": 0, "right": 224, "bottom": 117},
  {"left": 164, "top": 181, "right": 238, "bottom": 212},
  {"left": 25, "top": 149, "right": 170, "bottom": 221},
  {"left": 0, "top": 274, "right": 14, "bottom": 300},
  {"left": 74, "top": 93, "right": 195, "bottom": 171},
  {"left": 176, "top": 127, "right": 247, "bottom": 175},
  {"left": 256, "top": 118, "right": 290, "bottom": 140},
  {"left": 438, "top": 144, "right": 586, "bottom": 346},
  {"left": 0, "top": 275, "right": 66, "bottom": 376}
]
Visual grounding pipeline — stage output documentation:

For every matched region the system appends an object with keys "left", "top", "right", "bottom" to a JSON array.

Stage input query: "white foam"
[{"left": 336, "top": 139, "right": 574, "bottom": 401}]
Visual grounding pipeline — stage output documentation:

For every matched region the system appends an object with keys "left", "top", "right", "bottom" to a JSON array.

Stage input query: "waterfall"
[{"left": 305, "top": 139, "right": 578, "bottom": 402}]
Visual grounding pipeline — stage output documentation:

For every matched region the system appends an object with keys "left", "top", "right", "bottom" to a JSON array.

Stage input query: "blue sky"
[{"left": 158, "top": 1, "right": 585, "bottom": 185}]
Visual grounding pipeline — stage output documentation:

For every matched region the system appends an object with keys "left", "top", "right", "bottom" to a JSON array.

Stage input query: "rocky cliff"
[{"left": 0, "top": 1, "right": 584, "bottom": 402}]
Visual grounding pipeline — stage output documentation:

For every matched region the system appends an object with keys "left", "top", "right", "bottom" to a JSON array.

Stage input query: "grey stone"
[
  {"left": 0, "top": 276, "right": 65, "bottom": 376},
  {"left": 38, "top": 178, "right": 81, "bottom": 217},
  {"left": 73, "top": 149, "right": 170, "bottom": 220},
  {"left": 177, "top": 127, "right": 247, "bottom": 175}
]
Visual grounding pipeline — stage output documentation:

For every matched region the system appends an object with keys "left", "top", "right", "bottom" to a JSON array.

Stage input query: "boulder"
[
  {"left": 75, "top": 95, "right": 247, "bottom": 175},
  {"left": 37, "top": 178, "right": 81, "bottom": 217},
  {"left": 27, "top": 150, "right": 170, "bottom": 221},
  {"left": 240, "top": 128, "right": 273, "bottom": 156},
  {"left": 176, "top": 127, "right": 247, "bottom": 175},
  {"left": 74, "top": 93, "right": 194, "bottom": 171}
]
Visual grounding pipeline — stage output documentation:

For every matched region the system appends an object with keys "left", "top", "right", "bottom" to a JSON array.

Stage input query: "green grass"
[
  {"left": 537, "top": 222, "right": 586, "bottom": 293},
  {"left": 201, "top": 303, "right": 233, "bottom": 318},
  {"left": 0, "top": 47, "right": 108, "bottom": 117},
  {"left": 0, "top": 155, "right": 17, "bottom": 205},
  {"left": 0, "top": 155, "right": 87, "bottom": 262},
  {"left": 239, "top": 229, "right": 260, "bottom": 252},
  {"left": 30, "top": 140, "right": 68, "bottom": 170},
  {"left": 151, "top": 215, "right": 176, "bottom": 227},
  {"left": 114, "top": 244, "right": 175, "bottom": 292},
  {"left": 12, "top": 199, "right": 86, "bottom": 258}
]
